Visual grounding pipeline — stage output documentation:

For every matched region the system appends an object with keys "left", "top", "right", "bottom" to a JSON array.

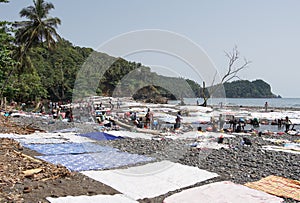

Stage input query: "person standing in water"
[
  {"left": 285, "top": 116, "right": 292, "bottom": 133},
  {"left": 264, "top": 102, "right": 268, "bottom": 112}
]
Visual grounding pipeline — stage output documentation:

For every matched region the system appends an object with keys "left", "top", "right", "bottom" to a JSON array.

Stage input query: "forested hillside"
[
  {"left": 0, "top": 0, "right": 279, "bottom": 105},
  {"left": 13, "top": 39, "right": 197, "bottom": 102},
  {"left": 223, "top": 80, "right": 278, "bottom": 98},
  {"left": 2, "top": 37, "right": 278, "bottom": 102}
]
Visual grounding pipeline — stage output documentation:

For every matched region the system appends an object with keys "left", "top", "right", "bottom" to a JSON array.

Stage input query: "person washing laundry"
[
  {"left": 285, "top": 116, "right": 292, "bottom": 133},
  {"left": 174, "top": 111, "right": 182, "bottom": 130},
  {"left": 145, "top": 108, "right": 151, "bottom": 128}
]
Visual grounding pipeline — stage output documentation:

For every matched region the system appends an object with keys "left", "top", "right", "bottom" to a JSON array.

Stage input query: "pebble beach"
[{"left": 1, "top": 97, "right": 300, "bottom": 202}]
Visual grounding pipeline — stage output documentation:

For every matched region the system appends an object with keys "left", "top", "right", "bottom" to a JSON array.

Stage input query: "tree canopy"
[
  {"left": 224, "top": 79, "right": 277, "bottom": 98},
  {"left": 13, "top": 0, "right": 61, "bottom": 50},
  {"left": 0, "top": 0, "right": 278, "bottom": 105},
  {"left": 0, "top": 0, "right": 62, "bottom": 103}
]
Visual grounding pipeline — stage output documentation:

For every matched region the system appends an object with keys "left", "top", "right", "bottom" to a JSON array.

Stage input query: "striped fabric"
[{"left": 245, "top": 175, "right": 300, "bottom": 201}]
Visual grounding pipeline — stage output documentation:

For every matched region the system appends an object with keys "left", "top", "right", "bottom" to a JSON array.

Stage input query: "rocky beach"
[
  {"left": 2, "top": 1, "right": 300, "bottom": 202},
  {"left": 1, "top": 98, "right": 300, "bottom": 203}
]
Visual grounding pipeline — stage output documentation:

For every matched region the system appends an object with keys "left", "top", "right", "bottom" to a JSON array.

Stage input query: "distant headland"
[{"left": 223, "top": 79, "right": 280, "bottom": 98}]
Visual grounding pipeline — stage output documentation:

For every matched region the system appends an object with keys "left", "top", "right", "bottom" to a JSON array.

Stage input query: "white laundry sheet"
[
  {"left": 181, "top": 116, "right": 211, "bottom": 124},
  {"left": 194, "top": 141, "right": 229, "bottom": 150},
  {"left": 251, "top": 111, "right": 300, "bottom": 123},
  {"left": 166, "top": 131, "right": 235, "bottom": 140},
  {"left": 178, "top": 106, "right": 213, "bottom": 113},
  {"left": 231, "top": 132, "right": 252, "bottom": 136},
  {"left": 81, "top": 161, "right": 218, "bottom": 200},
  {"left": 0, "top": 133, "right": 18, "bottom": 139},
  {"left": 158, "top": 116, "right": 176, "bottom": 124},
  {"left": 262, "top": 138, "right": 291, "bottom": 144},
  {"left": 47, "top": 194, "right": 138, "bottom": 203},
  {"left": 163, "top": 181, "right": 283, "bottom": 203},
  {"left": 14, "top": 132, "right": 95, "bottom": 144},
  {"left": 157, "top": 115, "right": 211, "bottom": 124},
  {"left": 107, "top": 131, "right": 153, "bottom": 140},
  {"left": 262, "top": 145, "right": 300, "bottom": 154},
  {"left": 151, "top": 107, "right": 178, "bottom": 113}
]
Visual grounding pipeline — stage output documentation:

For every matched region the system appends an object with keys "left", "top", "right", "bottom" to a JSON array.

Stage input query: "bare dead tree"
[
  {"left": 221, "top": 46, "right": 251, "bottom": 84},
  {"left": 200, "top": 46, "right": 251, "bottom": 107}
]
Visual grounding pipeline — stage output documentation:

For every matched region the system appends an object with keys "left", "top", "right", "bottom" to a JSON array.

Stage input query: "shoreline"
[
  {"left": 169, "top": 97, "right": 300, "bottom": 111},
  {"left": 213, "top": 104, "right": 300, "bottom": 111},
  {"left": 4, "top": 96, "right": 300, "bottom": 135}
]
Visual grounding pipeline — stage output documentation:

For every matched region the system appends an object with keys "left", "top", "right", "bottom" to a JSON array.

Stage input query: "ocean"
[{"left": 170, "top": 98, "right": 300, "bottom": 109}]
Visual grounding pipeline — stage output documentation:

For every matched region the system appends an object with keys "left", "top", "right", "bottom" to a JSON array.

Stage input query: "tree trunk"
[
  {"left": 201, "top": 97, "right": 207, "bottom": 107},
  {"left": 201, "top": 81, "right": 208, "bottom": 107}
]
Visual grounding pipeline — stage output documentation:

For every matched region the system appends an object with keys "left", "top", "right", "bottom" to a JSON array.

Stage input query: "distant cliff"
[{"left": 223, "top": 79, "right": 279, "bottom": 98}]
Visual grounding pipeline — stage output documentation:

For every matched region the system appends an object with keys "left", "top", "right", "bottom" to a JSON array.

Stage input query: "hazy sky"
[{"left": 1, "top": 0, "right": 300, "bottom": 97}]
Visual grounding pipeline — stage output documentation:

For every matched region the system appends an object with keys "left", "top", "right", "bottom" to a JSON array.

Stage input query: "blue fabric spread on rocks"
[
  {"left": 23, "top": 142, "right": 117, "bottom": 155},
  {"left": 79, "top": 131, "right": 123, "bottom": 141},
  {"left": 36, "top": 151, "right": 154, "bottom": 171}
]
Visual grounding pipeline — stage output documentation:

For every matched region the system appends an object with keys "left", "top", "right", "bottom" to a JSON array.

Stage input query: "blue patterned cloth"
[
  {"left": 37, "top": 151, "right": 154, "bottom": 171},
  {"left": 23, "top": 142, "right": 117, "bottom": 155},
  {"left": 79, "top": 131, "right": 123, "bottom": 141}
]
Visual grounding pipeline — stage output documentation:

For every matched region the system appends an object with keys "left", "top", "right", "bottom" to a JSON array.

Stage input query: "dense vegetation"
[
  {"left": 224, "top": 79, "right": 278, "bottom": 98},
  {"left": 1, "top": 36, "right": 198, "bottom": 102},
  {"left": 0, "top": 26, "right": 278, "bottom": 102},
  {"left": 0, "top": 0, "right": 278, "bottom": 105}
]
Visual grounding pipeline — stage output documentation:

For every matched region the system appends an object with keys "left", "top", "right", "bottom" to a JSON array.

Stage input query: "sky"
[{"left": 1, "top": 0, "right": 300, "bottom": 97}]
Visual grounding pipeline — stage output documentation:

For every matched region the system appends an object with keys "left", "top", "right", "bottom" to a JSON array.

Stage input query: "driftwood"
[
  {"left": 13, "top": 150, "right": 42, "bottom": 163},
  {"left": 22, "top": 168, "right": 43, "bottom": 177},
  {"left": 41, "top": 175, "right": 60, "bottom": 182}
]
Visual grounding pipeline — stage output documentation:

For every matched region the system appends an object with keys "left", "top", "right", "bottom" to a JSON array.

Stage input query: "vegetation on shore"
[
  {"left": 0, "top": 0, "right": 278, "bottom": 105},
  {"left": 224, "top": 79, "right": 279, "bottom": 98}
]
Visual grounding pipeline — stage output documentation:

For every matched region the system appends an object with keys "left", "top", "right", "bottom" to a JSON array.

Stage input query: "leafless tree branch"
[
  {"left": 200, "top": 46, "right": 251, "bottom": 106},
  {"left": 221, "top": 46, "right": 250, "bottom": 84}
]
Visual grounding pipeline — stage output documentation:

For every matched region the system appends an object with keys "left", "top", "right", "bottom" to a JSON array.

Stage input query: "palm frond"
[{"left": 14, "top": 0, "right": 61, "bottom": 50}]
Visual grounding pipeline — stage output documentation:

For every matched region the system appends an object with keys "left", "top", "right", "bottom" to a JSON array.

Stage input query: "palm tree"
[
  {"left": 14, "top": 0, "right": 61, "bottom": 50},
  {"left": 0, "top": 0, "right": 61, "bottom": 101}
]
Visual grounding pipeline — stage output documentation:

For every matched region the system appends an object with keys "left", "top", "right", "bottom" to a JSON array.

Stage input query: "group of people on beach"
[
  {"left": 209, "top": 113, "right": 295, "bottom": 134},
  {"left": 208, "top": 115, "right": 245, "bottom": 133},
  {"left": 130, "top": 109, "right": 183, "bottom": 131},
  {"left": 131, "top": 108, "right": 155, "bottom": 129}
]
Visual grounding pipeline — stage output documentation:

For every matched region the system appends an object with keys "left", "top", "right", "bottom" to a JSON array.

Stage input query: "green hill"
[
  {"left": 28, "top": 39, "right": 196, "bottom": 102},
  {"left": 2, "top": 38, "right": 278, "bottom": 102},
  {"left": 223, "top": 79, "right": 278, "bottom": 98}
]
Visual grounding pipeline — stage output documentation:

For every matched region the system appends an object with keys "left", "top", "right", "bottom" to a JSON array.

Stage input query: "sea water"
[{"left": 170, "top": 98, "right": 300, "bottom": 108}]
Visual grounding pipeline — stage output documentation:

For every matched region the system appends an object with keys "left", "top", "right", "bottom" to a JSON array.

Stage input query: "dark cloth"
[{"left": 243, "top": 137, "right": 252, "bottom": 145}]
